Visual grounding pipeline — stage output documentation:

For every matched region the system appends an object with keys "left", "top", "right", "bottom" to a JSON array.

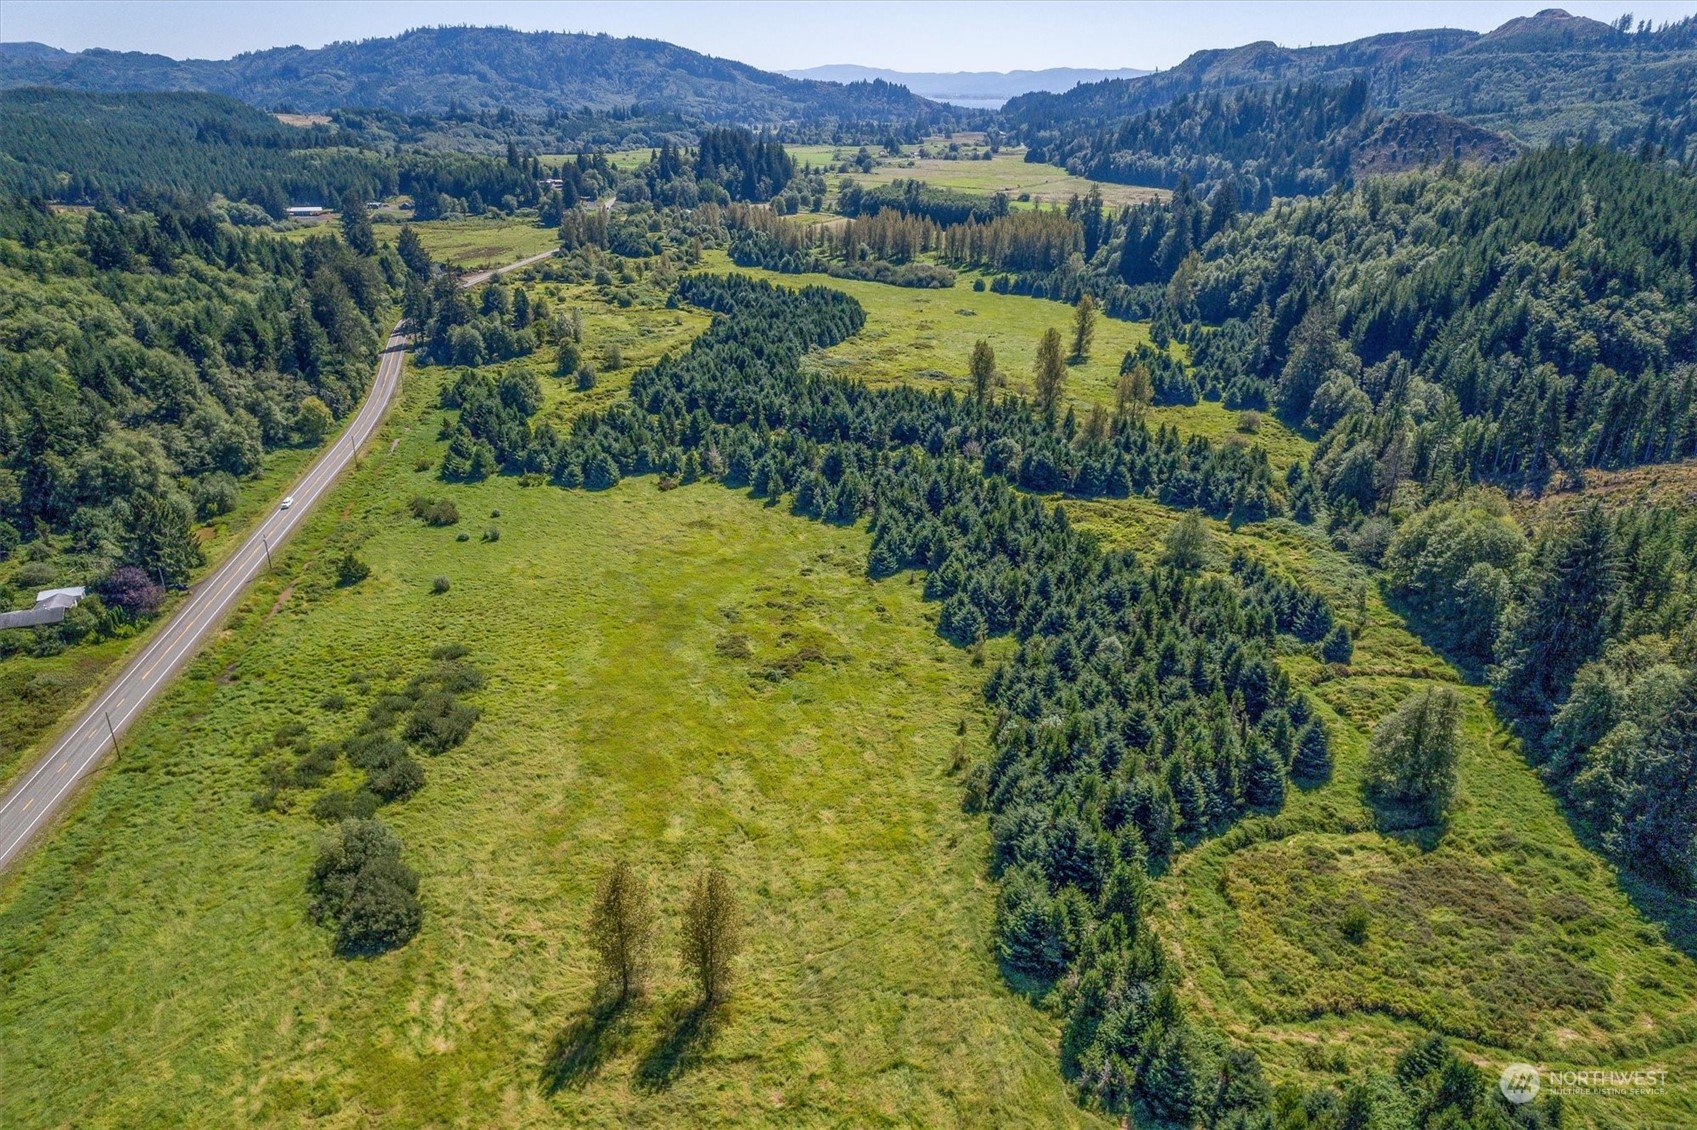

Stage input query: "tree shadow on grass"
[
  {"left": 631, "top": 994, "right": 721, "bottom": 1093},
  {"left": 541, "top": 991, "right": 636, "bottom": 1094},
  {"left": 1363, "top": 792, "right": 1447, "bottom": 851}
]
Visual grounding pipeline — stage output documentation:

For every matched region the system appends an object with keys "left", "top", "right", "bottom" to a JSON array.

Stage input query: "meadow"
[
  {"left": 1069, "top": 498, "right": 1697, "bottom": 1129},
  {"left": 392, "top": 213, "right": 560, "bottom": 271},
  {"left": 0, "top": 355, "right": 1108, "bottom": 1129},
  {"left": 7, "top": 251, "right": 1696, "bottom": 1128},
  {"left": 699, "top": 250, "right": 1311, "bottom": 471},
  {"left": 790, "top": 140, "right": 1165, "bottom": 209}
]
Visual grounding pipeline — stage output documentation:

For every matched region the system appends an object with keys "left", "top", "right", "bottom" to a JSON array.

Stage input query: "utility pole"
[
  {"left": 260, "top": 535, "right": 274, "bottom": 571},
  {"left": 104, "top": 712, "right": 119, "bottom": 758}
]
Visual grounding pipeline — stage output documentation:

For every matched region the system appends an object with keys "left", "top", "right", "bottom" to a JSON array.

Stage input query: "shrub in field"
[
  {"left": 337, "top": 553, "right": 371, "bottom": 586},
  {"left": 307, "top": 818, "right": 422, "bottom": 956},
  {"left": 405, "top": 691, "right": 480, "bottom": 752},
  {"left": 409, "top": 496, "right": 460, "bottom": 525}
]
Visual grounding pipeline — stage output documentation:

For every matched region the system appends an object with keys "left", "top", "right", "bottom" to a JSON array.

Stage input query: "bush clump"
[
  {"left": 307, "top": 818, "right": 422, "bottom": 956},
  {"left": 409, "top": 496, "right": 460, "bottom": 526},
  {"left": 404, "top": 691, "right": 480, "bottom": 752},
  {"left": 311, "top": 787, "right": 379, "bottom": 823},
  {"left": 337, "top": 553, "right": 371, "bottom": 586}
]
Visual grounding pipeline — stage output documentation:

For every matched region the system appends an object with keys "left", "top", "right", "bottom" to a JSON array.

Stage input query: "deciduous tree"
[
  {"left": 588, "top": 859, "right": 656, "bottom": 1001},
  {"left": 680, "top": 865, "right": 740, "bottom": 1004}
]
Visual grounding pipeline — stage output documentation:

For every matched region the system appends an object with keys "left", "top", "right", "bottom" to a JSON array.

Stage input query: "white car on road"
[{"left": 280, "top": 496, "right": 295, "bottom": 510}]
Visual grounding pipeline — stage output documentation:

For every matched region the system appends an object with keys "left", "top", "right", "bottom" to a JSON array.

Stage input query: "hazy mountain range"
[
  {"left": 3, "top": 7, "right": 1692, "bottom": 148},
  {"left": 781, "top": 65, "right": 1151, "bottom": 108},
  {"left": 0, "top": 27, "right": 948, "bottom": 124}
]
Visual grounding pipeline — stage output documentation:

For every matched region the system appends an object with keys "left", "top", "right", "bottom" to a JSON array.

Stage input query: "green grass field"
[
  {"left": 391, "top": 214, "right": 559, "bottom": 271},
  {"left": 791, "top": 143, "right": 1164, "bottom": 209},
  {"left": 1068, "top": 498, "right": 1697, "bottom": 1129},
  {"left": 699, "top": 250, "right": 1311, "bottom": 470},
  {"left": 0, "top": 356, "right": 1109, "bottom": 1129}
]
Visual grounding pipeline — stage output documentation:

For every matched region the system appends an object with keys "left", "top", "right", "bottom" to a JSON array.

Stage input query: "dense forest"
[
  {"left": 0, "top": 195, "right": 393, "bottom": 644},
  {"left": 1180, "top": 146, "right": 1697, "bottom": 499},
  {"left": 1020, "top": 78, "right": 1516, "bottom": 201},
  {"left": 0, "top": 89, "right": 553, "bottom": 218}
]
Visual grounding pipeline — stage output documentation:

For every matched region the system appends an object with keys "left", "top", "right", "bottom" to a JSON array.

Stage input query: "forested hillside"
[
  {"left": 1004, "top": 9, "right": 1697, "bottom": 161},
  {"left": 0, "top": 27, "right": 949, "bottom": 126},
  {"left": 1182, "top": 146, "right": 1697, "bottom": 499},
  {"left": 1020, "top": 79, "right": 1516, "bottom": 201},
  {"left": 0, "top": 89, "right": 552, "bottom": 216},
  {"left": 0, "top": 196, "right": 393, "bottom": 621},
  {"left": 1151, "top": 144, "right": 1697, "bottom": 892}
]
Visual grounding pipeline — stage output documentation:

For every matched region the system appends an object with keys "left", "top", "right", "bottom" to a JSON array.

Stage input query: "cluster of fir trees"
[
  {"left": 836, "top": 178, "right": 1009, "bottom": 227},
  {"left": 626, "top": 132, "right": 820, "bottom": 210},
  {"left": 0, "top": 194, "right": 393, "bottom": 587},
  {"left": 691, "top": 128, "right": 794, "bottom": 202},
  {"left": 440, "top": 270, "right": 1559, "bottom": 1126},
  {"left": 443, "top": 273, "right": 1284, "bottom": 521},
  {"left": 410, "top": 268, "right": 546, "bottom": 368},
  {"left": 722, "top": 205, "right": 955, "bottom": 288},
  {"left": 1384, "top": 491, "right": 1697, "bottom": 888}
]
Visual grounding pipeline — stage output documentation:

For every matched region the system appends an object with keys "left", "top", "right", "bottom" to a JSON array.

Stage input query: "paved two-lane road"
[
  {"left": 0, "top": 324, "right": 408, "bottom": 873},
  {"left": 0, "top": 242, "right": 562, "bottom": 876}
]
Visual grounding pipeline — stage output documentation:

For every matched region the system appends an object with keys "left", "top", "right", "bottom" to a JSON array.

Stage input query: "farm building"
[
  {"left": 0, "top": 586, "right": 87, "bottom": 631},
  {"left": 285, "top": 205, "right": 326, "bottom": 217}
]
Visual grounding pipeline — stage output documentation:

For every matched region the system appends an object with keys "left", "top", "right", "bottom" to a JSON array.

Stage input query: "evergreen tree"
[
  {"left": 1320, "top": 623, "right": 1353, "bottom": 664},
  {"left": 1493, "top": 505, "right": 1618, "bottom": 726},
  {"left": 340, "top": 199, "right": 378, "bottom": 257},
  {"left": 1070, "top": 294, "right": 1098, "bottom": 362},
  {"left": 396, "top": 224, "right": 431, "bottom": 278},
  {"left": 1292, "top": 720, "right": 1333, "bottom": 785},
  {"left": 1243, "top": 737, "right": 1287, "bottom": 808}
]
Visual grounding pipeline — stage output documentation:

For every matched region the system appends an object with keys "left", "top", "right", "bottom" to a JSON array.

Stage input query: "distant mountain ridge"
[
  {"left": 0, "top": 27, "right": 947, "bottom": 124},
  {"left": 782, "top": 65, "right": 1150, "bottom": 107},
  {"left": 1002, "top": 9, "right": 1697, "bottom": 152}
]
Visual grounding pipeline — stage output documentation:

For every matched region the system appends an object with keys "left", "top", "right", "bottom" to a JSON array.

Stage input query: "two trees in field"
[{"left": 587, "top": 859, "right": 740, "bottom": 1007}]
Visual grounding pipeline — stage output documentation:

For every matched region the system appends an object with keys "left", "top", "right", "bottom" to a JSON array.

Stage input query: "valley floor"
[{"left": 0, "top": 356, "right": 1106, "bottom": 1128}]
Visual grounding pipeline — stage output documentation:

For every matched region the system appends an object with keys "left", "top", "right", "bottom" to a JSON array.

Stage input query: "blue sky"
[{"left": 5, "top": 1, "right": 1696, "bottom": 71}]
